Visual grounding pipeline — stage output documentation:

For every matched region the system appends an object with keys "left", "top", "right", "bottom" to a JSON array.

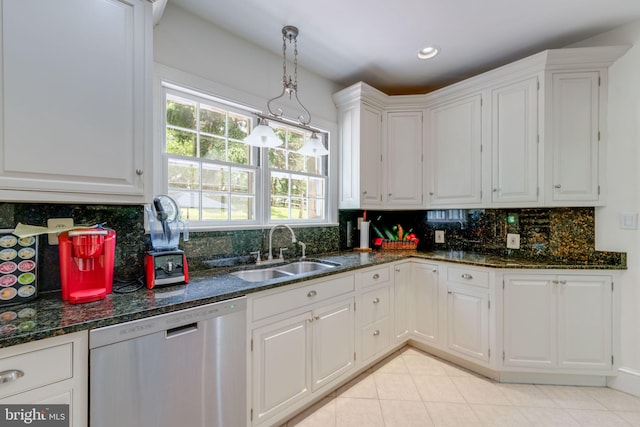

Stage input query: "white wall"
[{"left": 569, "top": 20, "right": 640, "bottom": 396}]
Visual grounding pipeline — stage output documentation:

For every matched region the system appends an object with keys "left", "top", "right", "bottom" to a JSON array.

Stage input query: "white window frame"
[{"left": 157, "top": 78, "right": 333, "bottom": 230}]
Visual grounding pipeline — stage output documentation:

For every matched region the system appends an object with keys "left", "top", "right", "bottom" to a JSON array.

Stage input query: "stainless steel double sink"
[{"left": 231, "top": 260, "right": 339, "bottom": 282}]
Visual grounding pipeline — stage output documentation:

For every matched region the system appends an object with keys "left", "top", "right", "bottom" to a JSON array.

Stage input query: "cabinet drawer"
[
  {"left": 361, "top": 266, "right": 390, "bottom": 288},
  {"left": 0, "top": 342, "right": 73, "bottom": 399},
  {"left": 361, "top": 318, "right": 390, "bottom": 361},
  {"left": 447, "top": 266, "right": 489, "bottom": 288},
  {"left": 252, "top": 275, "right": 355, "bottom": 321},
  {"left": 361, "top": 286, "right": 391, "bottom": 325}
]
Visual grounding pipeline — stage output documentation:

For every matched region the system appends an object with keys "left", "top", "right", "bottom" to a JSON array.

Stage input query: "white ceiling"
[{"left": 169, "top": 0, "right": 640, "bottom": 95}]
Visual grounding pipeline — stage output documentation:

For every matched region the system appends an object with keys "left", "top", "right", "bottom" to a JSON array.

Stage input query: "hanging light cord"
[{"left": 266, "top": 26, "right": 311, "bottom": 126}]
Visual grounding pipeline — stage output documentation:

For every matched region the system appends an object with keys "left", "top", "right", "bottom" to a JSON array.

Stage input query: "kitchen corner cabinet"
[
  {"left": 393, "top": 262, "right": 410, "bottom": 343},
  {"left": 0, "top": 331, "right": 88, "bottom": 427},
  {"left": 248, "top": 274, "right": 355, "bottom": 427},
  {"left": 425, "top": 94, "right": 482, "bottom": 206},
  {"left": 503, "top": 273, "right": 615, "bottom": 373},
  {"left": 0, "top": 0, "right": 152, "bottom": 204},
  {"left": 333, "top": 82, "right": 423, "bottom": 209}
]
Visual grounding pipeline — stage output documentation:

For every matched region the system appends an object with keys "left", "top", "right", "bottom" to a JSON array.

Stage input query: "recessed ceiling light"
[{"left": 418, "top": 46, "right": 439, "bottom": 60}]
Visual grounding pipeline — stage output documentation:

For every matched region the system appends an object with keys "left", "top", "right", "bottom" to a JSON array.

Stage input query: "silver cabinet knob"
[
  {"left": 373, "top": 330, "right": 380, "bottom": 336},
  {"left": 372, "top": 297, "right": 380, "bottom": 304},
  {"left": 461, "top": 273, "right": 473, "bottom": 280},
  {"left": 135, "top": 169, "right": 143, "bottom": 176},
  {"left": 0, "top": 370, "right": 24, "bottom": 384},
  {"left": 307, "top": 290, "right": 317, "bottom": 298},
  {"left": 373, "top": 273, "right": 380, "bottom": 280},
  {"left": 554, "top": 184, "right": 562, "bottom": 189}
]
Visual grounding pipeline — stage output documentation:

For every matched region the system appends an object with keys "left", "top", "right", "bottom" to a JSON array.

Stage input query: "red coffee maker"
[{"left": 58, "top": 228, "right": 116, "bottom": 304}]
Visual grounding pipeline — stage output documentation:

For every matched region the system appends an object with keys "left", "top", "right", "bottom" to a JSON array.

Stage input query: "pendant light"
[
  {"left": 244, "top": 25, "right": 328, "bottom": 156},
  {"left": 297, "top": 132, "right": 329, "bottom": 156}
]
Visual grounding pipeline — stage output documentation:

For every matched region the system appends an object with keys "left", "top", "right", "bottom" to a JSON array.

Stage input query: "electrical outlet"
[
  {"left": 507, "top": 233, "right": 520, "bottom": 249},
  {"left": 435, "top": 230, "right": 445, "bottom": 243},
  {"left": 47, "top": 218, "right": 74, "bottom": 245}
]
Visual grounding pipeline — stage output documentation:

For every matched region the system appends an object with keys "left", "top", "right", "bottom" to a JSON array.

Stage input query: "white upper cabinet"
[
  {"left": 0, "top": 0, "right": 152, "bottom": 203},
  {"left": 426, "top": 94, "right": 482, "bottom": 206},
  {"left": 333, "top": 83, "right": 423, "bottom": 209},
  {"left": 546, "top": 71, "right": 601, "bottom": 204},
  {"left": 385, "top": 110, "right": 423, "bottom": 207},
  {"left": 490, "top": 76, "right": 540, "bottom": 204}
]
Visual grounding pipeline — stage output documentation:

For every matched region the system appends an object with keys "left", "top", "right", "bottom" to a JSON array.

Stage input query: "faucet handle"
[
  {"left": 249, "top": 251, "right": 262, "bottom": 264},
  {"left": 278, "top": 247, "right": 288, "bottom": 260}
]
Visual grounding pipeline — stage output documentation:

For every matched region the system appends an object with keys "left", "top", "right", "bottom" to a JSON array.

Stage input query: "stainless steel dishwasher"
[{"left": 89, "top": 296, "right": 247, "bottom": 427}]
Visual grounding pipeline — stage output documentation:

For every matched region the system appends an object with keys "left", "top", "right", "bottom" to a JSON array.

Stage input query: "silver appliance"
[{"left": 89, "top": 297, "right": 247, "bottom": 427}]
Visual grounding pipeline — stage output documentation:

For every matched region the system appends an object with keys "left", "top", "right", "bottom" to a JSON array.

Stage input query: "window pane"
[
  {"left": 291, "top": 198, "right": 307, "bottom": 219},
  {"left": 291, "top": 176, "right": 307, "bottom": 197},
  {"left": 288, "top": 151, "right": 305, "bottom": 172},
  {"left": 271, "top": 197, "right": 289, "bottom": 219},
  {"left": 166, "top": 98, "right": 196, "bottom": 129},
  {"left": 199, "top": 105, "right": 226, "bottom": 136},
  {"left": 231, "top": 195, "right": 254, "bottom": 220},
  {"left": 228, "top": 113, "right": 250, "bottom": 140},
  {"left": 228, "top": 140, "right": 250, "bottom": 165},
  {"left": 305, "top": 156, "right": 322, "bottom": 175},
  {"left": 309, "top": 199, "right": 324, "bottom": 219},
  {"left": 288, "top": 131, "right": 304, "bottom": 150},
  {"left": 170, "top": 190, "right": 201, "bottom": 221},
  {"left": 271, "top": 173, "right": 289, "bottom": 196},
  {"left": 166, "top": 128, "right": 196, "bottom": 157},
  {"left": 269, "top": 148, "right": 286, "bottom": 169},
  {"left": 202, "top": 193, "right": 228, "bottom": 220},
  {"left": 168, "top": 159, "right": 199, "bottom": 190},
  {"left": 231, "top": 168, "right": 253, "bottom": 194},
  {"left": 200, "top": 135, "right": 226, "bottom": 161},
  {"left": 309, "top": 177, "right": 325, "bottom": 198},
  {"left": 202, "top": 164, "right": 228, "bottom": 192}
]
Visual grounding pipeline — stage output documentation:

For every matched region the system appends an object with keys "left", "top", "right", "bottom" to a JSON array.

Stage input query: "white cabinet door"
[
  {"left": 491, "top": 77, "right": 539, "bottom": 204},
  {"left": 312, "top": 299, "right": 355, "bottom": 391},
  {"left": 411, "top": 262, "right": 439, "bottom": 344},
  {"left": 0, "top": 0, "right": 151, "bottom": 202},
  {"left": 386, "top": 111, "right": 423, "bottom": 207},
  {"left": 503, "top": 276, "right": 555, "bottom": 368},
  {"left": 360, "top": 104, "right": 384, "bottom": 207},
  {"left": 549, "top": 71, "right": 600, "bottom": 203},
  {"left": 503, "top": 274, "right": 614, "bottom": 373},
  {"left": 557, "top": 275, "right": 612, "bottom": 370},
  {"left": 252, "top": 312, "right": 311, "bottom": 425},
  {"left": 427, "top": 94, "right": 482, "bottom": 206},
  {"left": 337, "top": 101, "right": 383, "bottom": 208},
  {"left": 393, "top": 263, "right": 410, "bottom": 342},
  {"left": 446, "top": 285, "right": 489, "bottom": 362}
]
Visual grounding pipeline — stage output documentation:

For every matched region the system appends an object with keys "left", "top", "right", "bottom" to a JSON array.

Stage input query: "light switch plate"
[
  {"left": 507, "top": 233, "right": 520, "bottom": 249},
  {"left": 47, "top": 218, "right": 74, "bottom": 245},
  {"left": 435, "top": 230, "right": 445, "bottom": 243}
]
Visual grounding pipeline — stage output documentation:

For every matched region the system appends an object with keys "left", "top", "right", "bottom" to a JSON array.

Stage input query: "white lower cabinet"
[
  {"left": 248, "top": 274, "right": 355, "bottom": 427},
  {"left": 0, "top": 330, "right": 88, "bottom": 427},
  {"left": 359, "top": 265, "right": 393, "bottom": 364},
  {"left": 410, "top": 262, "right": 440, "bottom": 344},
  {"left": 446, "top": 285, "right": 490, "bottom": 362},
  {"left": 393, "top": 262, "right": 411, "bottom": 343},
  {"left": 503, "top": 273, "right": 615, "bottom": 373}
]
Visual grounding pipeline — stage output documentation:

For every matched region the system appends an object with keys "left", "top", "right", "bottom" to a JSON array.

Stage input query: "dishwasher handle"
[{"left": 166, "top": 322, "right": 198, "bottom": 338}]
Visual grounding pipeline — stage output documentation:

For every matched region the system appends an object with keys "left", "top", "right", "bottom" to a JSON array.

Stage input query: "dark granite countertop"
[{"left": 0, "top": 250, "right": 625, "bottom": 348}]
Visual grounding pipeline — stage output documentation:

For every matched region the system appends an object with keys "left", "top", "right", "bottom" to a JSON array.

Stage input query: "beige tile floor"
[{"left": 282, "top": 346, "right": 640, "bottom": 427}]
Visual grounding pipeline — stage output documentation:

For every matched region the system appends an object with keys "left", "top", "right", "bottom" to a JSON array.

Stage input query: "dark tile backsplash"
[
  {"left": 0, "top": 203, "right": 339, "bottom": 292},
  {"left": 339, "top": 207, "right": 624, "bottom": 265}
]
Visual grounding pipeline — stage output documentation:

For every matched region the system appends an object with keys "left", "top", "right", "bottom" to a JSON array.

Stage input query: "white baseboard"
[{"left": 607, "top": 367, "right": 640, "bottom": 397}]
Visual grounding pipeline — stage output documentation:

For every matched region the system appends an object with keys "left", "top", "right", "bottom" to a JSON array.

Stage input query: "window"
[
  {"left": 269, "top": 123, "right": 327, "bottom": 222},
  {"left": 162, "top": 84, "right": 329, "bottom": 227}
]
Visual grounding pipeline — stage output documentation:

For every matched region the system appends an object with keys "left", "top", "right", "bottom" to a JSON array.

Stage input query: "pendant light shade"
[
  {"left": 297, "top": 132, "right": 328, "bottom": 156},
  {"left": 243, "top": 119, "right": 282, "bottom": 148}
]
